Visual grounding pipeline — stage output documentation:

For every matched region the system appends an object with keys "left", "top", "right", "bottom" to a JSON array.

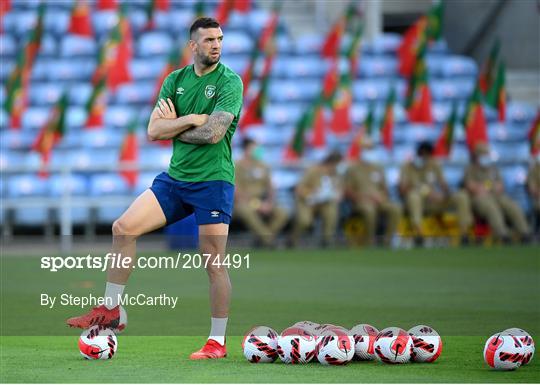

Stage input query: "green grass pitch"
[{"left": 1, "top": 245, "right": 539, "bottom": 383}]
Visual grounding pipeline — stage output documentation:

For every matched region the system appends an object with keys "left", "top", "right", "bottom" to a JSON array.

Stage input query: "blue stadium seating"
[
  {"left": 268, "top": 79, "right": 321, "bottom": 103},
  {"left": 3, "top": 11, "right": 37, "bottom": 37},
  {"left": 0, "top": 59, "right": 15, "bottom": 81},
  {"left": 245, "top": 124, "right": 293, "bottom": 146},
  {"left": 43, "top": 8, "right": 70, "bottom": 37},
  {"left": 430, "top": 78, "right": 475, "bottom": 102},
  {"left": 283, "top": 57, "right": 329, "bottom": 78},
  {"left": 47, "top": 59, "right": 96, "bottom": 81},
  {"left": 0, "top": 34, "right": 17, "bottom": 58},
  {"left": 221, "top": 56, "right": 248, "bottom": 75},
  {"left": 138, "top": 147, "right": 172, "bottom": 170},
  {"left": 48, "top": 173, "right": 88, "bottom": 197},
  {"left": 263, "top": 103, "right": 304, "bottom": 126},
  {"left": 0, "top": 131, "right": 35, "bottom": 150},
  {"left": 137, "top": 31, "right": 174, "bottom": 57},
  {"left": 162, "top": 9, "right": 195, "bottom": 35},
  {"left": 220, "top": 31, "right": 253, "bottom": 55},
  {"left": 113, "top": 82, "right": 155, "bottom": 104},
  {"left": 352, "top": 78, "right": 407, "bottom": 102},
  {"left": 439, "top": 55, "right": 478, "bottom": 78},
  {"left": 90, "top": 173, "right": 130, "bottom": 196},
  {"left": 507, "top": 102, "right": 537, "bottom": 124},
  {"left": 60, "top": 35, "right": 98, "bottom": 57},
  {"left": 129, "top": 58, "right": 167, "bottom": 81},
  {"left": 21, "top": 107, "right": 50, "bottom": 131},
  {"left": 294, "top": 34, "right": 323, "bottom": 55},
  {"left": 134, "top": 171, "right": 158, "bottom": 195},
  {"left": 91, "top": 11, "right": 119, "bottom": 38},
  {"left": 65, "top": 107, "right": 87, "bottom": 129},
  {"left": 359, "top": 56, "right": 398, "bottom": 78},
  {"left": 444, "top": 165, "right": 464, "bottom": 189},
  {"left": 29, "top": 83, "right": 64, "bottom": 106},
  {"left": 79, "top": 129, "right": 124, "bottom": 149}
]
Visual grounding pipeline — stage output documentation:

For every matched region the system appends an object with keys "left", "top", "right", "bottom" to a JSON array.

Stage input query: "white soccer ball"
[
  {"left": 78, "top": 326, "right": 118, "bottom": 360},
  {"left": 350, "top": 323, "right": 379, "bottom": 360},
  {"left": 408, "top": 325, "right": 443, "bottom": 363},
  {"left": 316, "top": 328, "right": 355, "bottom": 365},
  {"left": 484, "top": 333, "right": 525, "bottom": 370},
  {"left": 293, "top": 320, "right": 320, "bottom": 335},
  {"left": 242, "top": 326, "right": 279, "bottom": 363},
  {"left": 502, "top": 328, "right": 535, "bottom": 365},
  {"left": 277, "top": 327, "right": 317, "bottom": 364},
  {"left": 373, "top": 327, "right": 413, "bottom": 364}
]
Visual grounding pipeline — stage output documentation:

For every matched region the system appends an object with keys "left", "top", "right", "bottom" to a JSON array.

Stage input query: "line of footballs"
[
  {"left": 242, "top": 321, "right": 442, "bottom": 365},
  {"left": 483, "top": 327, "right": 535, "bottom": 371}
]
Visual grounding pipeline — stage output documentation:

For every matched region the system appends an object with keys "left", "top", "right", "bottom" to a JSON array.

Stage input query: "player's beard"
[{"left": 199, "top": 52, "right": 220, "bottom": 67}]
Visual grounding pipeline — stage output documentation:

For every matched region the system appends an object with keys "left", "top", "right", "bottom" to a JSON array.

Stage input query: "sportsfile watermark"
[{"left": 40, "top": 252, "right": 251, "bottom": 272}]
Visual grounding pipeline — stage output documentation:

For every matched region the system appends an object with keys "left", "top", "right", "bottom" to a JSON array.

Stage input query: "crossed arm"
[{"left": 147, "top": 98, "right": 233, "bottom": 145}]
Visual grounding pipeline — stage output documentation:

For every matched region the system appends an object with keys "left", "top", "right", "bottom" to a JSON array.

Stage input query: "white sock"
[
  {"left": 104, "top": 282, "right": 125, "bottom": 309},
  {"left": 208, "top": 317, "right": 228, "bottom": 345}
]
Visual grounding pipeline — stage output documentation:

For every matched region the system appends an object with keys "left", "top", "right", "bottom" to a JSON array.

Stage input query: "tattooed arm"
[{"left": 178, "top": 111, "right": 234, "bottom": 145}]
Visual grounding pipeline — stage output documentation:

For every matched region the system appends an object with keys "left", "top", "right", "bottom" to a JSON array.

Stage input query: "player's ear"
[{"left": 188, "top": 39, "right": 197, "bottom": 52}]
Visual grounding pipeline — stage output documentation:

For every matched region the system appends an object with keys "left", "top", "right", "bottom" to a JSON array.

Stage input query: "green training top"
[{"left": 156, "top": 62, "right": 243, "bottom": 184}]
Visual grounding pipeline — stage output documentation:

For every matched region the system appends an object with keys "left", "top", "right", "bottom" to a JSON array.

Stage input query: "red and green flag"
[
  {"left": 426, "top": 1, "right": 443, "bottom": 42},
  {"left": 68, "top": 0, "right": 93, "bottom": 37},
  {"left": 284, "top": 106, "right": 312, "bottom": 161},
  {"left": 85, "top": 77, "right": 107, "bottom": 129},
  {"left": 528, "top": 110, "right": 540, "bottom": 156},
  {"left": 486, "top": 61, "right": 506, "bottom": 122},
  {"left": 119, "top": 118, "right": 139, "bottom": 188},
  {"left": 322, "top": 59, "right": 339, "bottom": 103},
  {"left": 310, "top": 96, "right": 326, "bottom": 148},
  {"left": 321, "top": 17, "right": 345, "bottom": 59},
  {"left": 97, "top": 0, "right": 117, "bottom": 10},
  {"left": 397, "top": 16, "right": 427, "bottom": 77},
  {"left": 144, "top": 0, "right": 169, "bottom": 30},
  {"left": 4, "top": 54, "right": 30, "bottom": 129},
  {"left": 215, "top": 0, "right": 234, "bottom": 25},
  {"left": 329, "top": 72, "right": 353, "bottom": 135},
  {"left": 463, "top": 84, "right": 488, "bottom": 151},
  {"left": 405, "top": 40, "right": 433, "bottom": 123},
  {"left": 347, "top": 103, "right": 375, "bottom": 160},
  {"left": 345, "top": 22, "right": 363, "bottom": 78},
  {"left": 239, "top": 56, "right": 273, "bottom": 131},
  {"left": 32, "top": 92, "right": 68, "bottom": 177},
  {"left": 434, "top": 102, "right": 457, "bottom": 158},
  {"left": 380, "top": 87, "right": 396, "bottom": 150},
  {"left": 479, "top": 39, "right": 500, "bottom": 94}
]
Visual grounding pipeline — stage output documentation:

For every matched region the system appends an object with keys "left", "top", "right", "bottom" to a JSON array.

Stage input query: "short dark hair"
[
  {"left": 189, "top": 17, "right": 220, "bottom": 39},
  {"left": 417, "top": 141, "right": 434, "bottom": 157}
]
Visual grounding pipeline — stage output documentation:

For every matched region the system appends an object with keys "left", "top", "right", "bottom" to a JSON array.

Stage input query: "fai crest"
[{"left": 205, "top": 85, "right": 216, "bottom": 99}]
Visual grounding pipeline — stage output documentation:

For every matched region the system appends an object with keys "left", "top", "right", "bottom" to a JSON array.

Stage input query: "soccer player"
[{"left": 67, "top": 17, "right": 243, "bottom": 360}]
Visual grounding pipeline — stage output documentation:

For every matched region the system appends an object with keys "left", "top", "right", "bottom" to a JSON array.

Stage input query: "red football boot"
[
  {"left": 66, "top": 305, "right": 120, "bottom": 329},
  {"left": 189, "top": 339, "right": 227, "bottom": 360}
]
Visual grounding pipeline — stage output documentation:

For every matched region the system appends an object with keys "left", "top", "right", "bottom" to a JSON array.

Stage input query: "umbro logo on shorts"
[{"left": 210, "top": 211, "right": 220, "bottom": 218}]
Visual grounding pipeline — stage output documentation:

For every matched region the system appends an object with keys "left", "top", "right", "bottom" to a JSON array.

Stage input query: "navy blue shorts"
[{"left": 149, "top": 172, "right": 234, "bottom": 225}]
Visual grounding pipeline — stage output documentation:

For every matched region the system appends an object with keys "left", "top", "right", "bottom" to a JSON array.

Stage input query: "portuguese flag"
[
  {"left": 347, "top": 103, "right": 375, "bottom": 160},
  {"left": 215, "top": 0, "right": 234, "bottom": 25},
  {"left": 85, "top": 77, "right": 107, "bottom": 129},
  {"left": 405, "top": 40, "right": 433, "bottom": 123},
  {"left": 107, "top": 7, "right": 133, "bottom": 91},
  {"left": 426, "top": 1, "right": 443, "bottom": 42},
  {"left": 434, "top": 102, "right": 457, "bottom": 158},
  {"left": 310, "top": 96, "right": 326, "bottom": 148},
  {"left": 32, "top": 93, "right": 68, "bottom": 177},
  {"left": 119, "top": 118, "right": 139, "bottom": 188},
  {"left": 4, "top": 55, "right": 29, "bottom": 129},
  {"left": 397, "top": 16, "right": 427, "bottom": 77},
  {"left": 528, "top": 110, "right": 540, "bottom": 156},
  {"left": 380, "top": 87, "right": 396, "bottom": 150},
  {"left": 284, "top": 106, "right": 312, "bottom": 161},
  {"left": 345, "top": 22, "right": 363, "bottom": 79},
  {"left": 486, "top": 61, "right": 506, "bottom": 122},
  {"left": 68, "top": 0, "right": 93, "bottom": 37},
  {"left": 329, "top": 72, "right": 353, "bottom": 135},
  {"left": 463, "top": 84, "right": 488, "bottom": 151},
  {"left": 144, "top": 0, "right": 170, "bottom": 30},
  {"left": 479, "top": 39, "right": 500, "bottom": 94},
  {"left": 322, "top": 59, "right": 339, "bottom": 104},
  {"left": 239, "top": 55, "right": 273, "bottom": 130}
]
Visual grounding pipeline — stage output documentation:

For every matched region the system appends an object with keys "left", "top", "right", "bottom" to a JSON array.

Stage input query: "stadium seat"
[
  {"left": 48, "top": 59, "right": 96, "bottom": 81},
  {"left": 137, "top": 31, "right": 174, "bottom": 57},
  {"left": 6, "top": 174, "right": 48, "bottom": 198},
  {"left": 43, "top": 8, "right": 69, "bottom": 36},
  {"left": 448, "top": 143, "right": 470, "bottom": 164},
  {"left": 359, "top": 56, "right": 398, "bottom": 78},
  {"left": 271, "top": 169, "right": 302, "bottom": 190},
  {"left": 162, "top": 9, "right": 195, "bottom": 35},
  {"left": 64, "top": 148, "right": 118, "bottom": 171},
  {"left": 244, "top": 124, "right": 293, "bottom": 146},
  {"left": 105, "top": 105, "right": 138, "bottom": 128},
  {"left": 283, "top": 57, "right": 329, "bottom": 78},
  {"left": 0, "top": 131, "right": 35, "bottom": 150},
  {"left": 398, "top": 123, "right": 438, "bottom": 143},
  {"left": 275, "top": 34, "right": 295, "bottom": 55},
  {"left": 439, "top": 55, "right": 478, "bottom": 78},
  {"left": 431, "top": 102, "right": 452, "bottom": 124},
  {"left": 263, "top": 103, "right": 304, "bottom": 126},
  {"left": 21, "top": 107, "right": 50, "bottom": 130},
  {"left": 220, "top": 31, "right": 253, "bottom": 55},
  {"left": 126, "top": 8, "right": 148, "bottom": 34},
  {"left": 246, "top": 9, "right": 272, "bottom": 35},
  {"left": 138, "top": 147, "right": 172, "bottom": 170},
  {"left": 507, "top": 102, "right": 537, "bottom": 124},
  {"left": 38, "top": 34, "right": 58, "bottom": 57},
  {"left": 67, "top": 82, "right": 93, "bottom": 106},
  {"left": 65, "top": 107, "right": 87, "bottom": 129},
  {"left": 492, "top": 142, "right": 530, "bottom": 163},
  {"left": 29, "top": 83, "right": 64, "bottom": 106},
  {"left": 0, "top": 59, "right": 15, "bottom": 81},
  {"left": 0, "top": 150, "right": 24, "bottom": 171},
  {"left": 60, "top": 35, "right": 98, "bottom": 57},
  {"left": 443, "top": 165, "right": 464, "bottom": 189},
  {"left": 48, "top": 173, "right": 88, "bottom": 197},
  {"left": 392, "top": 144, "right": 415, "bottom": 163},
  {"left": 92, "top": 11, "right": 119, "bottom": 38},
  {"left": 363, "top": 33, "right": 402, "bottom": 55},
  {"left": 30, "top": 58, "right": 50, "bottom": 81},
  {"left": 133, "top": 171, "right": 158, "bottom": 196},
  {"left": 79, "top": 129, "right": 124, "bottom": 149},
  {"left": 129, "top": 58, "right": 167, "bottom": 81},
  {"left": 352, "top": 78, "right": 406, "bottom": 102},
  {"left": 113, "top": 82, "right": 157, "bottom": 105},
  {"left": 0, "top": 34, "right": 17, "bottom": 57},
  {"left": 268, "top": 80, "right": 320, "bottom": 103},
  {"left": 427, "top": 39, "right": 450, "bottom": 55},
  {"left": 90, "top": 173, "right": 130, "bottom": 196},
  {"left": 294, "top": 34, "right": 323, "bottom": 55},
  {"left": 2, "top": 11, "right": 36, "bottom": 37},
  {"left": 221, "top": 55, "right": 249, "bottom": 76},
  {"left": 430, "top": 78, "right": 475, "bottom": 102},
  {"left": 384, "top": 165, "right": 401, "bottom": 200}
]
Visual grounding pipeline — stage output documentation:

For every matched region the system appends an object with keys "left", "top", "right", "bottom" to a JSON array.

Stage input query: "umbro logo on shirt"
[
  {"left": 176, "top": 87, "right": 184, "bottom": 95},
  {"left": 210, "top": 211, "right": 220, "bottom": 218}
]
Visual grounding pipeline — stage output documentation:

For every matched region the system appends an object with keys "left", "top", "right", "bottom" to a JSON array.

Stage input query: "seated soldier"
[
  {"left": 290, "top": 151, "right": 343, "bottom": 247},
  {"left": 234, "top": 138, "right": 288, "bottom": 247},
  {"left": 399, "top": 141, "right": 472, "bottom": 245},
  {"left": 344, "top": 138, "right": 401, "bottom": 246},
  {"left": 465, "top": 142, "right": 530, "bottom": 242}
]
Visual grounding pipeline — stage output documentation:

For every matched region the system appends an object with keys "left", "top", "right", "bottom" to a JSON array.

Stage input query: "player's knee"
[{"left": 112, "top": 218, "right": 137, "bottom": 237}]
